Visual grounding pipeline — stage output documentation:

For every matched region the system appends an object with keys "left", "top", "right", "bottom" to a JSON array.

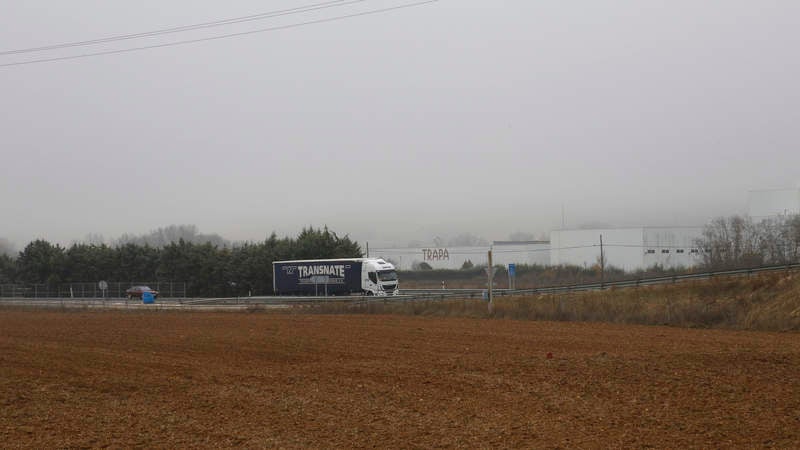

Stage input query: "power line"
[
  {"left": 371, "top": 243, "right": 703, "bottom": 255},
  {"left": 0, "top": 0, "right": 439, "bottom": 68},
  {"left": 371, "top": 245, "right": 595, "bottom": 255},
  {"left": 0, "top": 0, "right": 364, "bottom": 56},
  {"left": 603, "top": 244, "right": 701, "bottom": 249}
]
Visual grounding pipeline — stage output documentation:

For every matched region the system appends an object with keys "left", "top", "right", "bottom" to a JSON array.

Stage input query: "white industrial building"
[
  {"left": 747, "top": 188, "right": 800, "bottom": 219},
  {"left": 372, "top": 241, "right": 550, "bottom": 271},
  {"left": 491, "top": 241, "right": 551, "bottom": 268},
  {"left": 372, "top": 188, "right": 800, "bottom": 273},
  {"left": 374, "top": 228, "right": 703, "bottom": 272},
  {"left": 550, "top": 227, "right": 703, "bottom": 272}
]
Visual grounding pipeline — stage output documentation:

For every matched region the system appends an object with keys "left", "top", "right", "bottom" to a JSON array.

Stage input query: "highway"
[{"left": 2, "top": 263, "right": 799, "bottom": 309}]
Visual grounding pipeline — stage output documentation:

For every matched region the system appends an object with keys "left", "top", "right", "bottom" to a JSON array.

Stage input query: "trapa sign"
[{"left": 422, "top": 248, "right": 450, "bottom": 261}]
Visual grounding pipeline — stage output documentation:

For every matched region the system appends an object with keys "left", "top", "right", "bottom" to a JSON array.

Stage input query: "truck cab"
[{"left": 362, "top": 258, "right": 399, "bottom": 296}]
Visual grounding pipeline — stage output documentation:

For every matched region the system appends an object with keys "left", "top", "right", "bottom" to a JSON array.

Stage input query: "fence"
[{"left": 0, "top": 281, "right": 187, "bottom": 299}]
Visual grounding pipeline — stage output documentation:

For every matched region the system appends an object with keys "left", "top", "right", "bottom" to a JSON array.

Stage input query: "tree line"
[
  {"left": 0, "top": 227, "right": 361, "bottom": 297},
  {"left": 2, "top": 215, "right": 798, "bottom": 297},
  {"left": 696, "top": 214, "right": 800, "bottom": 269}
]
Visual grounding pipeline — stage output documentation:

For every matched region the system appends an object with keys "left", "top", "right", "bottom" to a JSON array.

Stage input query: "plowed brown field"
[{"left": 1, "top": 310, "right": 799, "bottom": 449}]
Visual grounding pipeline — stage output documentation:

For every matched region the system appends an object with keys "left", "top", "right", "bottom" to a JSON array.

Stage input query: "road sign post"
[
  {"left": 98, "top": 280, "right": 108, "bottom": 299},
  {"left": 311, "top": 275, "right": 329, "bottom": 296}
]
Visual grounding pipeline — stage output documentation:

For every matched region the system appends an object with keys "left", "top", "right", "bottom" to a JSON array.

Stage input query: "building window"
[
  {"left": 661, "top": 249, "right": 670, "bottom": 254},
  {"left": 646, "top": 249, "right": 655, "bottom": 254},
  {"left": 690, "top": 249, "right": 699, "bottom": 254},
  {"left": 676, "top": 249, "right": 685, "bottom": 254}
]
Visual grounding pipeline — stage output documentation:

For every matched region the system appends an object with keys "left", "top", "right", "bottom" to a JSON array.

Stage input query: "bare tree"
[
  {"left": 697, "top": 214, "right": 800, "bottom": 269},
  {"left": 787, "top": 215, "right": 800, "bottom": 262},
  {"left": 114, "top": 225, "right": 229, "bottom": 248}
]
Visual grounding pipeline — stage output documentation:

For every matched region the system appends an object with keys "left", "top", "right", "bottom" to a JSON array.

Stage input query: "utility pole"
[
  {"left": 487, "top": 248, "right": 494, "bottom": 313},
  {"left": 600, "top": 234, "right": 605, "bottom": 289},
  {"left": 366, "top": 242, "right": 369, "bottom": 258}
]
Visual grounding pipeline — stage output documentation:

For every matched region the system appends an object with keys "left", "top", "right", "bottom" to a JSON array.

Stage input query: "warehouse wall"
[
  {"left": 551, "top": 227, "right": 704, "bottom": 271},
  {"left": 642, "top": 227, "right": 703, "bottom": 268},
  {"left": 373, "top": 241, "right": 550, "bottom": 271},
  {"left": 550, "top": 228, "right": 644, "bottom": 271}
]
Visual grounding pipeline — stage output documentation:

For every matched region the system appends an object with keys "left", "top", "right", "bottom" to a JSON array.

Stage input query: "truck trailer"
[{"left": 272, "top": 258, "right": 399, "bottom": 296}]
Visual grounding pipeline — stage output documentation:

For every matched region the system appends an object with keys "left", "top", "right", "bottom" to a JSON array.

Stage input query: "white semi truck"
[{"left": 272, "top": 258, "right": 399, "bottom": 296}]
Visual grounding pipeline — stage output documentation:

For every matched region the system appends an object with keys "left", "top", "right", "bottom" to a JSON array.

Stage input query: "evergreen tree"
[
  {"left": 0, "top": 254, "right": 14, "bottom": 283},
  {"left": 16, "top": 240, "right": 65, "bottom": 284}
]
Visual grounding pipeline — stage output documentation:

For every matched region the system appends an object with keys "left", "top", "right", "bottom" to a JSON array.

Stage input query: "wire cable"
[
  {"left": 0, "top": 0, "right": 364, "bottom": 56},
  {"left": 370, "top": 243, "right": 703, "bottom": 255},
  {"left": 0, "top": 0, "right": 439, "bottom": 68}
]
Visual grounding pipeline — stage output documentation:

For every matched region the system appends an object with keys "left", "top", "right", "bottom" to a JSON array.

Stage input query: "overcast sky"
[{"left": 1, "top": 0, "right": 798, "bottom": 249}]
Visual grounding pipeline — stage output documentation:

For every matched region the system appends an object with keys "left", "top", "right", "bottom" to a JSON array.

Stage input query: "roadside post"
[
  {"left": 487, "top": 249, "right": 494, "bottom": 313},
  {"left": 311, "top": 275, "right": 329, "bottom": 296},
  {"left": 97, "top": 280, "right": 108, "bottom": 304},
  {"left": 98, "top": 280, "right": 108, "bottom": 302}
]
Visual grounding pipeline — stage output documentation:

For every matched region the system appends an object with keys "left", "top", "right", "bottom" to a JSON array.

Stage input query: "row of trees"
[
  {"left": 3, "top": 215, "right": 798, "bottom": 296},
  {"left": 0, "top": 227, "right": 361, "bottom": 297},
  {"left": 697, "top": 214, "right": 800, "bottom": 269}
]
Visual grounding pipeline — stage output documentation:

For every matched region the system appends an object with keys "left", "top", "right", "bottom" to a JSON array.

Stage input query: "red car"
[{"left": 125, "top": 286, "right": 159, "bottom": 299}]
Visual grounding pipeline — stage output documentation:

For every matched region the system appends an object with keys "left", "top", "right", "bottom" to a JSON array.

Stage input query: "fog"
[{"left": 2, "top": 0, "right": 798, "bottom": 249}]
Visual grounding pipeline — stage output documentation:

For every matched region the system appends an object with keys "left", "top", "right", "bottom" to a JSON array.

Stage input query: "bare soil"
[{"left": 1, "top": 309, "right": 799, "bottom": 448}]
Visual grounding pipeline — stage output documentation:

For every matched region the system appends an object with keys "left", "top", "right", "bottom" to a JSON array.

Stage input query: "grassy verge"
[{"left": 302, "top": 272, "right": 800, "bottom": 331}]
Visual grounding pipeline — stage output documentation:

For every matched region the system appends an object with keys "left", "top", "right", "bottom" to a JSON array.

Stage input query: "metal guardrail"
[
  {"left": 354, "top": 262, "right": 800, "bottom": 305},
  {"left": 3, "top": 263, "right": 799, "bottom": 308},
  {"left": 229, "top": 262, "right": 800, "bottom": 305},
  {"left": 0, "top": 281, "right": 188, "bottom": 299}
]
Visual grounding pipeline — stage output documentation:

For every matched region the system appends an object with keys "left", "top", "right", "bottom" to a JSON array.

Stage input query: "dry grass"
[{"left": 307, "top": 272, "right": 800, "bottom": 331}]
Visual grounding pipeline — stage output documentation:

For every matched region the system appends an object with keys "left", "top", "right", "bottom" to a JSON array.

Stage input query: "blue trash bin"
[{"left": 142, "top": 291, "right": 155, "bottom": 304}]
